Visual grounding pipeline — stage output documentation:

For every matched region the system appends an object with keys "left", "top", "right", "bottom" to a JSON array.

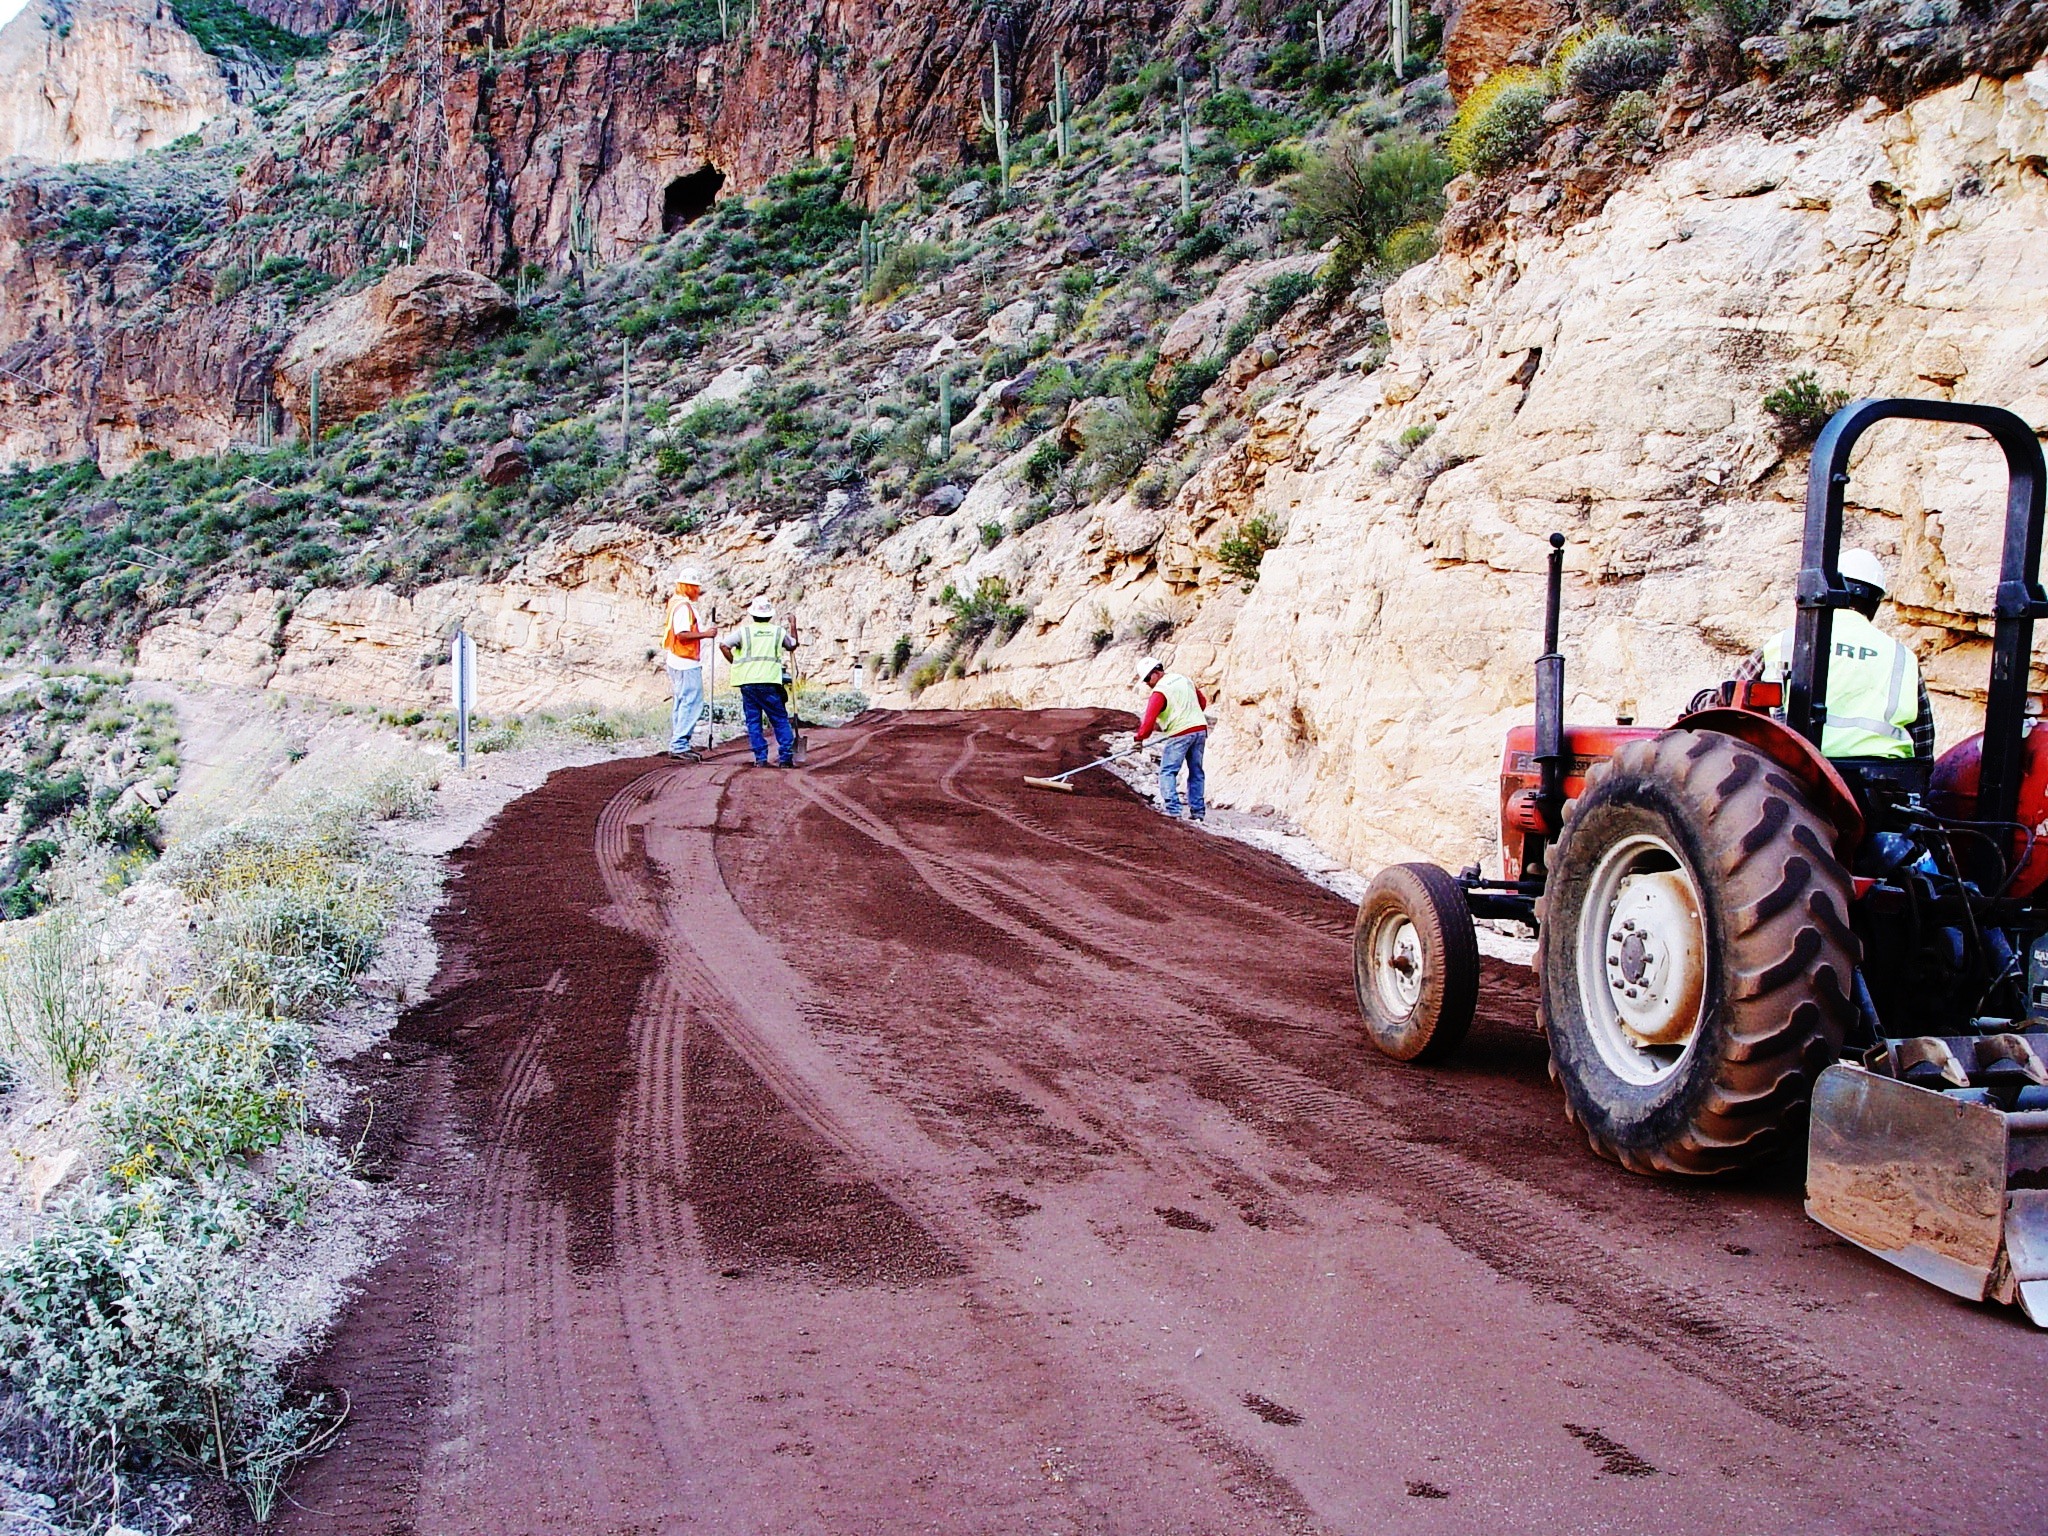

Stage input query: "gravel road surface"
[{"left": 281, "top": 709, "right": 2048, "bottom": 1535}]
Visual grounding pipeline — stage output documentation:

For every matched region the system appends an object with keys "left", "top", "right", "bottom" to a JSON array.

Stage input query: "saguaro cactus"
[
  {"left": 1176, "top": 75, "right": 1193, "bottom": 219},
  {"left": 1052, "top": 57, "right": 1072, "bottom": 163},
  {"left": 1315, "top": 7, "right": 1328, "bottom": 62},
  {"left": 982, "top": 39, "right": 1012, "bottom": 189},
  {"left": 308, "top": 367, "right": 321, "bottom": 459},
  {"left": 938, "top": 370, "right": 954, "bottom": 459},
  {"left": 1390, "top": 0, "right": 1411, "bottom": 81}
]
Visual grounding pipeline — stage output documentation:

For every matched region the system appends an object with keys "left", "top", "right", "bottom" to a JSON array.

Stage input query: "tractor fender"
[{"left": 1673, "top": 708, "right": 1864, "bottom": 857}]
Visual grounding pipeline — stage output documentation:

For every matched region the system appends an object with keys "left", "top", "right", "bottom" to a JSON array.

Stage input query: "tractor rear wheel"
[
  {"left": 1539, "top": 730, "right": 1856, "bottom": 1174},
  {"left": 1354, "top": 863, "right": 1479, "bottom": 1063}
]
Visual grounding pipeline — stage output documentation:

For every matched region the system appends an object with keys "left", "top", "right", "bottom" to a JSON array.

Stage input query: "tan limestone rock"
[{"left": 0, "top": 0, "right": 230, "bottom": 165}]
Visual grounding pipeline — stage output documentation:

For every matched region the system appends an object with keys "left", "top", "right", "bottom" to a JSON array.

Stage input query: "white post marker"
[{"left": 452, "top": 629, "right": 477, "bottom": 769}]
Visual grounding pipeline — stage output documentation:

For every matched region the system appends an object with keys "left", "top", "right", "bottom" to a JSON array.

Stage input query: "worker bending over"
[
  {"left": 1135, "top": 658, "right": 1209, "bottom": 821},
  {"left": 661, "top": 564, "right": 715, "bottom": 762},
  {"left": 722, "top": 600, "right": 801, "bottom": 768},
  {"left": 1749, "top": 547, "right": 1933, "bottom": 761}
]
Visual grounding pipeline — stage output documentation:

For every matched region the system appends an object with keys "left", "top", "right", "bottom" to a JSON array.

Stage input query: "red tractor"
[{"left": 1353, "top": 399, "right": 2048, "bottom": 1323}]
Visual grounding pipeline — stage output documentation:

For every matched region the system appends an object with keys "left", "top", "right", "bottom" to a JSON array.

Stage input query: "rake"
[{"left": 1023, "top": 746, "right": 1142, "bottom": 794}]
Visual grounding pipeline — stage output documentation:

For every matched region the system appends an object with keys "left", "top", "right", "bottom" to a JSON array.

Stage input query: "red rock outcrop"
[
  {"left": 1442, "top": 0, "right": 1571, "bottom": 96},
  {"left": 0, "top": 0, "right": 1186, "bottom": 469}
]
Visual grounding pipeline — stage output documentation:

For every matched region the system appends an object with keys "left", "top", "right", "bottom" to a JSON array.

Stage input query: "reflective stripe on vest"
[
  {"left": 729, "top": 620, "right": 785, "bottom": 686},
  {"left": 663, "top": 595, "right": 700, "bottom": 662},
  {"left": 1154, "top": 672, "right": 1205, "bottom": 737},
  {"left": 1762, "top": 609, "right": 1918, "bottom": 760}
]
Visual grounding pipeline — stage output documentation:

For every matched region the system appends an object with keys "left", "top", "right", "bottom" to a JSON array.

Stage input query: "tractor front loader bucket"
[{"left": 1806, "top": 1063, "right": 2048, "bottom": 1324}]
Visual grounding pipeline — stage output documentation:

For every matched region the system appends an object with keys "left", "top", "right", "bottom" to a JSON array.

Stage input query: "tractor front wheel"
[
  {"left": 1539, "top": 730, "right": 1856, "bottom": 1174},
  {"left": 1354, "top": 863, "right": 1480, "bottom": 1063}
]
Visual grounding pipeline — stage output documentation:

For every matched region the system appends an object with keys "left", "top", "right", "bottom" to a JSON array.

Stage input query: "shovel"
[{"left": 1023, "top": 746, "right": 1142, "bottom": 794}]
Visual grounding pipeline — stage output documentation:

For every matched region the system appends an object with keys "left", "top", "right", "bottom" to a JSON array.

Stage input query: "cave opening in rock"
[{"left": 663, "top": 165, "right": 726, "bottom": 232}]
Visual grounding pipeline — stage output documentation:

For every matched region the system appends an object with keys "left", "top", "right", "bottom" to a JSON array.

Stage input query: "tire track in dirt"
[
  {"left": 588, "top": 754, "right": 1334, "bottom": 1534},
  {"left": 769, "top": 716, "right": 1889, "bottom": 1448},
  {"left": 283, "top": 713, "right": 2048, "bottom": 1536}
]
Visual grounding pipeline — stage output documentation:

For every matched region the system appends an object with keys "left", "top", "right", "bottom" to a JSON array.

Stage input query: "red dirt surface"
[{"left": 282, "top": 710, "right": 2048, "bottom": 1535}]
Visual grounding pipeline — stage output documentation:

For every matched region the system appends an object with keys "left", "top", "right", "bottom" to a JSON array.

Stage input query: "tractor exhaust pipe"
[{"left": 1535, "top": 532, "right": 1567, "bottom": 829}]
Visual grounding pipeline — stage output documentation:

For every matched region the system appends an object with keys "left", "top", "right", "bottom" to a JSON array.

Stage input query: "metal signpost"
[{"left": 453, "top": 629, "right": 477, "bottom": 769}]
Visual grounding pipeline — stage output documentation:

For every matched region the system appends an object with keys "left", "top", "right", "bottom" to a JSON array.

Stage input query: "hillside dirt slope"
[{"left": 281, "top": 711, "right": 2046, "bottom": 1535}]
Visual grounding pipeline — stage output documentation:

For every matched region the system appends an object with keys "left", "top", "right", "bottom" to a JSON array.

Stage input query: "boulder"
[
  {"left": 275, "top": 267, "right": 515, "bottom": 430},
  {"left": 478, "top": 438, "right": 530, "bottom": 486},
  {"left": 1058, "top": 396, "right": 1140, "bottom": 455},
  {"left": 982, "top": 298, "right": 1040, "bottom": 349}
]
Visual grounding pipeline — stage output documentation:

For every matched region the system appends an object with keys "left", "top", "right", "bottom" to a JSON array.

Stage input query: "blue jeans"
[
  {"left": 1158, "top": 730, "right": 1206, "bottom": 819},
  {"left": 668, "top": 665, "right": 704, "bottom": 753},
  {"left": 740, "top": 682, "right": 796, "bottom": 765}
]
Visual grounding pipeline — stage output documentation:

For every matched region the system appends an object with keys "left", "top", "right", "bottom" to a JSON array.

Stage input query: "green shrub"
[
  {"left": 1763, "top": 371, "right": 1850, "bottom": 444},
  {"left": 196, "top": 887, "right": 387, "bottom": 1019},
  {"left": 19, "top": 770, "right": 86, "bottom": 833},
  {"left": 1171, "top": 224, "right": 1231, "bottom": 269},
  {"left": 1380, "top": 220, "right": 1440, "bottom": 274},
  {"left": 1447, "top": 68, "right": 1554, "bottom": 176},
  {"left": 104, "top": 1013, "right": 310, "bottom": 1184},
  {"left": 978, "top": 521, "right": 1005, "bottom": 549},
  {"left": 1256, "top": 270, "right": 1316, "bottom": 328},
  {"left": 1288, "top": 134, "right": 1453, "bottom": 280},
  {"left": 0, "top": 1186, "right": 333, "bottom": 1514},
  {"left": 0, "top": 913, "right": 111, "bottom": 1099},
  {"left": 866, "top": 240, "right": 949, "bottom": 302},
  {"left": 888, "top": 634, "right": 912, "bottom": 676},
  {"left": 941, "top": 577, "right": 1029, "bottom": 646},
  {"left": 169, "top": 0, "right": 323, "bottom": 65},
  {"left": 1606, "top": 89, "right": 1659, "bottom": 145},
  {"left": 1216, "top": 515, "right": 1282, "bottom": 587},
  {"left": 1159, "top": 356, "right": 1227, "bottom": 418},
  {"left": 1562, "top": 30, "right": 1675, "bottom": 101}
]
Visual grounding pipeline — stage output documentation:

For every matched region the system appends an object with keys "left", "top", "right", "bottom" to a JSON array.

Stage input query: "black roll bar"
[{"left": 1789, "top": 398, "right": 2048, "bottom": 832}]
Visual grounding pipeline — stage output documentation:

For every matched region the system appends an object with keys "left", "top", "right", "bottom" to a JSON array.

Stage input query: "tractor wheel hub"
[{"left": 1602, "top": 870, "right": 1705, "bottom": 1047}]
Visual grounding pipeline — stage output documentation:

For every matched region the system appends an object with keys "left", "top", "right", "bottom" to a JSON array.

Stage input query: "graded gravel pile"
[{"left": 282, "top": 710, "right": 2047, "bottom": 1536}]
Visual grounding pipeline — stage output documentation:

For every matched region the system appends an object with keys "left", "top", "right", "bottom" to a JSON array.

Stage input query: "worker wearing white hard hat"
[
  {"left": 1134, "top": 656, "right": 1212, "bottom": 821},
  {"left": 1755, "top": 547, "right": 1933, "bottom": 762},
  {"left": 720, "top": 599, "right": 802, "bottom": 767},
  {"left": 660, "top": 564, "right": 716, "bottom": 760}
]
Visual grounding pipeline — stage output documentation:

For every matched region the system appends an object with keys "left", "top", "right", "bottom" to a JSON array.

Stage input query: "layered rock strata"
[{"left": 137, "top": 67, "right": 2048, "bottom": 879}]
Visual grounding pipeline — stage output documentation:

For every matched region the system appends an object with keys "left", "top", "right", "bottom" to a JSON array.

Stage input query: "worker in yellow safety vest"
[
  {"left": 1754, "top": 547, "right": 1933, "bottom": 761},
  {"left": 719, "top": 599, "right": 801, "bottom": 768},
  {"left": 1134, "top": 657, "right": 1210, "bottom": 821}
]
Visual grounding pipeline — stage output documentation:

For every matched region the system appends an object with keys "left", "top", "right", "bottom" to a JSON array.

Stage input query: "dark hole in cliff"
[{"left": 663, "top": 165, "right": 725, "bottom": 232}]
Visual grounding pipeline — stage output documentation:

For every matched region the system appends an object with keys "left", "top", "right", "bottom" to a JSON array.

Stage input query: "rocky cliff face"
[
  {"left": 134, "top": 65, "right": 2048, "bottom": 884},
  {"left": 0, "top": 0, "right": 233, "bottom": 164}
]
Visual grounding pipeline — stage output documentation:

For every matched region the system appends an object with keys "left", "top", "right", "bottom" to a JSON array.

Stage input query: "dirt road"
[{"left": 284, "top": 710, "right": 2047, "bottom": 1535}]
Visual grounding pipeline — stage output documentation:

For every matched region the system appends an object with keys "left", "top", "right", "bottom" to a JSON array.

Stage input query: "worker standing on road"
[
  {"left": 1752, "top": 547, "right": 1933, "bottom": 761},
  {"left": 1134, "top": 658, "right": 1209, "bottom": 822},
  {"left": 722, "top": 599, "right": 801, "bottom": 768},
  {"left": 661, "top": 565, "right": 716, "bottom": 762}
]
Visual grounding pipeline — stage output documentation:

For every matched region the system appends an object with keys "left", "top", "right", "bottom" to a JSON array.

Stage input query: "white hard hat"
[
  {"left": 673, "top": 564, "right": 705, "bottom": 586},
  {"left": 1138, "top": 657, "right": 1165, "bottom": 682},
  {"left": 1839, "top": 548, "right": 1887, "bottom": 594},
  {"left": 749, "top": 598, "right": 776, "bottom": 620}
]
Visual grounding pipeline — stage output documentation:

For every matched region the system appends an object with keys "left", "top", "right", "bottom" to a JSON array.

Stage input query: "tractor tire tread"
[{"left": 1537, "top": 729, "right": 1856, "bottom": 1174}]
